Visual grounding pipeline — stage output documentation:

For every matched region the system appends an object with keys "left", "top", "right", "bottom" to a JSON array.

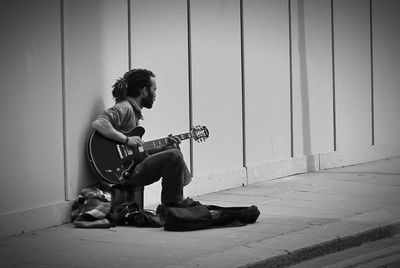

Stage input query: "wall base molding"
[
  {"left": 247, "top": 141, "right": 400, "bottom": 184},
  {"left": 247, "top": 154, "right": 320, "bottom": 185},
  {"left": 185, "top": 167, "right": 247, "bottom": 198},
  {"left": 319, "top": 142, "right": 400, "bottom": 170},
  {"left": 0, "top": 201, "right": 73, "bottom": 238}
]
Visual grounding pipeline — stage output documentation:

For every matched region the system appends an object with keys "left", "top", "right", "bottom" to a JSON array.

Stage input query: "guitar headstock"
[{"left": 191, "top": 125, "right": 209, "bottom": 142}]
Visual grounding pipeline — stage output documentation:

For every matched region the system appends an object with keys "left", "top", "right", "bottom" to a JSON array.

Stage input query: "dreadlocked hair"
[
  {"left": 112, "top": 77, "right": 128, "bottom": 102},
  {"left": 112, "top": 68, "right": 155, "bottom": 102}
]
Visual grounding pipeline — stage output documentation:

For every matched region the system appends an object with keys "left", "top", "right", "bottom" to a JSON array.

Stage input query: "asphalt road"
[{"left": 289, "top": 234, "right": 400, "bottom": 268}]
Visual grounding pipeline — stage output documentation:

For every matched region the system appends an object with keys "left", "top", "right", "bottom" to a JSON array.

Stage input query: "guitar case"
[{"left": 163, "top": 199, "right": 260, "bottom": 231}]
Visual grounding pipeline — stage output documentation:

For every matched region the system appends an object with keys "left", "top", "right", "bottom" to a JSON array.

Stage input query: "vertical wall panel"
[
  {"left": 130, "top": 0, "right": 189, "bottom": 145},
  {"left": 190, "top": 0, "right": 243, "bottom": 176},
  {"left": 333, "top": 0, "right": 372, "bottom": 150},
  {"left": 243, "top": 0, "right": 291, "bottom": 165},
  {"left": 0, "top": 0, "right": 64, "bottom": 213},
  {"left": 373, "top": 0, "right": 400, "bottom": 144},
  {"left": 291, "top": 0, "right": 334, "bottom": 156},
  {"left": 130, "top": 0, "right": 190, "bottom": 205},
  {"left": 63, "top": 0, "right": 129, "bottom": 196}
]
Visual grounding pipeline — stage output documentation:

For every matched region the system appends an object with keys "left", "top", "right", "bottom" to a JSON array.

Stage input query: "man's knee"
[{"left": 166, "top": 148, "right": 184, "bottom": 164}]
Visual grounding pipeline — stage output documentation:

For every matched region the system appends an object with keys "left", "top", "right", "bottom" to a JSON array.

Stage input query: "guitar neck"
[{"left": 141, "top": 132, "right": 192, "bottom": 151}]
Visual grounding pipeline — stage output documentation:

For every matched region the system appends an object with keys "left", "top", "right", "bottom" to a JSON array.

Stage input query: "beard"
[{"left": 142, "top": 93, "right": 155, "bottom": 109}]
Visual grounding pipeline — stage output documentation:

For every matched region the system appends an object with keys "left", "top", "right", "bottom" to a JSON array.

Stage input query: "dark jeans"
[{"left": 125, "top": 148, "right": 191, "bottom": 205}]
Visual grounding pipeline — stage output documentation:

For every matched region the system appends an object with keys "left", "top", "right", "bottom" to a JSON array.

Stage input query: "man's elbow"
[{"left": 91, "top": 119, "right": 102, "bottom": 131}]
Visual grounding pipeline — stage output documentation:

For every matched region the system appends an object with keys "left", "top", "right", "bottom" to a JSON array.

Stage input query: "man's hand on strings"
[
  {"left": 167, "top": 134, "right": 181, "bottom": 149},
  {"left": 126, "top": 136, "right": 144, "bottom": 147}
]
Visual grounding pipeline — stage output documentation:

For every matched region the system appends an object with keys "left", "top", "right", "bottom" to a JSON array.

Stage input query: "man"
[{"left": 91, "top": 69, "right": 191, "bottom": 208}]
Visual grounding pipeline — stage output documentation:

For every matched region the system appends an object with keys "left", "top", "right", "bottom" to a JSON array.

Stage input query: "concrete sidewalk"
[{"left": 1, "top": 157, "right": 400, "bottom": 268}]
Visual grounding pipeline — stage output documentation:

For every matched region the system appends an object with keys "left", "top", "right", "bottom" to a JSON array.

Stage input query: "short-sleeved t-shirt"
[{"left": 96, "top": 97, "right": 143, "bottom": 135}]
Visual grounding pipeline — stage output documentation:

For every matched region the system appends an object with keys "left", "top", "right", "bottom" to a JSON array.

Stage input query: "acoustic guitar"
[{"left": 87, "top": 125, "right": 209, "bottom": 184}]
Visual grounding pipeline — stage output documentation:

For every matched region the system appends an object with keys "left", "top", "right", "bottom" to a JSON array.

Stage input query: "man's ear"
[{"left": 141, "top": 87, "right": 148, "bottom": 96}]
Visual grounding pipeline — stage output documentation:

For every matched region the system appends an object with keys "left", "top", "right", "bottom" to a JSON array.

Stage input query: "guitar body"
[
  {"left": 87, "top": 126, "right": 146, "bottom": 184},
  {"left": 87, "top": 125, "right": 209, "bottom": 185}
]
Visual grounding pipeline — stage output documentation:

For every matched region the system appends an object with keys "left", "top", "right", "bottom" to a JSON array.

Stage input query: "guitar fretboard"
[{"left": 141, "top": 132, "right": 192, "bottom": 151}]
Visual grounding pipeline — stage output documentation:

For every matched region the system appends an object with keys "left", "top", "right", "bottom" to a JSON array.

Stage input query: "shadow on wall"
[
  {"left": 297, "top": 0, "right": 312, "bottom": 163},
  {"left": 63, "top": 0, "right": 117, "bottom": 197},
  {"left": 77, "top": 95, "right": 107, "bottom": 193}
]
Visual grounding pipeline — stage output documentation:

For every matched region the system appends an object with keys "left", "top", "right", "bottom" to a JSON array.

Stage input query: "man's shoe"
[
  {"left": 156, "top": 204, "right": 165, "bottom": 219},
  {"left": 176, "top": 197, "right": 201, "bottom": 208}
]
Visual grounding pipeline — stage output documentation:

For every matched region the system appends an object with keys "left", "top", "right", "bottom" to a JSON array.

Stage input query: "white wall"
[
  {"left": 129, "top": 0, "right": 190, "bottom": 205},
  {"left": 189, "top": 0, "right": 245, "bottom": 190},
  {"left": 243, "top": 0, "right": 291, "bottom": 166},
  {"left": 292, "top": 0, "right": 334, "bottom": 157},
  {"left": 1, "top": 0, "right": 400, "bottom": 237},
  {"left": 0, "top": 0, "right": 66, "bottom": 235},
  {"left": 373, "top": 0, "right": 400, "bottom": 145},
  {"left": 333, "top": 0, "right": 372, "bottom": 151},
  {"left": 63, "top": 0, "right": 130, "bottom": 200}
]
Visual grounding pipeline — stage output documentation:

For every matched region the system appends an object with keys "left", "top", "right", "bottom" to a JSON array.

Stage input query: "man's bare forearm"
[{"left": 91, "top": 119, "right": 127, "bottom": 143}]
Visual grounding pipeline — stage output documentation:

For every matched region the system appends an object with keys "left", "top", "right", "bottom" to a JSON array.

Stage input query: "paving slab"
[{"left": 0, "top": 157, "right": 400, "bottom": 268}]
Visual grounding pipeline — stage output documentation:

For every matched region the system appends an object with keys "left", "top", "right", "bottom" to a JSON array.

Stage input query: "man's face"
[{"left": 142, "top": 77, "right": 157, "bottom": 109}]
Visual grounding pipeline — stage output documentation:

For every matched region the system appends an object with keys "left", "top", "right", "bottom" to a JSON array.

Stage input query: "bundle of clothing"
[
  {"left": 71, "top": 183, "right": 260, "bottom": 231},
  {"left": 71, "top": 183, "right": 115, "bottom": 228}
]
